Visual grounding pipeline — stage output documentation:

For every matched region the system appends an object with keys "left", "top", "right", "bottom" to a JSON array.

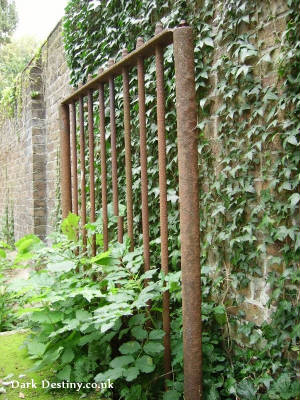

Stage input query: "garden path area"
[{"left": 0, "top": 332, "right": 101, "bottom": 399}]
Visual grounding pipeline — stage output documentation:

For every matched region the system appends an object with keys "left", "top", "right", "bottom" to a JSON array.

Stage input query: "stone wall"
[{"left": 0, "top": 21, "right": 71, "bottom": 241}]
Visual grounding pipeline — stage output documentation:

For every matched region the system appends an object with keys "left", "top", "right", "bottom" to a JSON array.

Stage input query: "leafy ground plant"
[
  {"left": 12, "top": 214, "right": 169, "bottom": 398},
  {"left": 7, "top": 212, "right": 300, "bottom": 399}
]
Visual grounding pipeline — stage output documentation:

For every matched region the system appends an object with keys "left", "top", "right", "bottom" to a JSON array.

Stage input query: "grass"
[{"left": 0, "top": 332, "right": 106, "bottom": 399}]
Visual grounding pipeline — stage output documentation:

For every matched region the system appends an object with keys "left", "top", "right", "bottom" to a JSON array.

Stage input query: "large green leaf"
[
  {"left": 110, "top": 355, "right": 134, "bottom": 369},
  {"left": 143, "top": 341, "right": 164, "bottom": 354},
  {"left": 131, "top": 326, "right": 147, "bottom": 341},
  {"left": 61, "top": 348, "right": 75, "bottom": 364},
  {"left": 123, "top": 367, "right": 139, "bottom": 382},
  {"left": 135, "top": 355, "right": 155, "bottom": 373},
  {"left": 61, "top": 212, "right": 80, "bottom": 241},
  {"left": 119, "top": 341, "right": 141, "bottom": 355},
  {"left": 149, "top": 329, "right": 165, "bottom": 340},
  {"left": 57, "top": 364, "right": 71, "bottom": 381},
  {"left": 47, "top": 260, "right": 76, "bottom": 273},
  {"left": 31, "top": 310, "right": 64, "bottom": 324}
]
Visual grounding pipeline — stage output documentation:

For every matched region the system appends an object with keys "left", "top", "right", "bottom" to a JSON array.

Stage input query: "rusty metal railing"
[{"left": 59, "top": 22, "right": 202, "bottom": 400}]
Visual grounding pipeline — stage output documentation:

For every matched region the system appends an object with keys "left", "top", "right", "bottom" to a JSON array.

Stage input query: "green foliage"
[
  {"left": 61, "top": 211, "right": 80, "bottom": 241},
  {"left": 0, "top": 247, "right": 25, "bottom": 332},
  {"left": 13, "top": 221, "right": 164, "bottom": 396},
  {"left": 0, "top": 200, "right": 14, "bottom": 246},
  {"left": 0, "top": 284, "right": 16, "bottom": 331},
  {"left": 0, "top": 0, "right": 17, "bottom": 46},
  {"left": 0, "top": 36, "right": 39, "bottom": 96},
  {"left": 5, "top": 207, "right": 299, "bottom": 398}
]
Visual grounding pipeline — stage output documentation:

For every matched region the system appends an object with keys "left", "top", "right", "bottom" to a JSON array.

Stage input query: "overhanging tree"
[{"left": 0, "top": 0, "right": 17, "bottom": 46}]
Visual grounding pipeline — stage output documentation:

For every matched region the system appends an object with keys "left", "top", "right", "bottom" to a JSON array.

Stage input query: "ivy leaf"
[
  {"left": 241, "top": 15, "right": 250, "bottom": 24},
  {"left": 167, "top": 189, "right": 178, "bottom": 205},
  {"left": 237, "top": 380, "right": 257, "bottom": 400},
  {"left": 212, "top": 204, "right": 226, "bottom": 217},
  {"left": 289, "top": 193, "right": 300, "bottom": 207},
  {"left": 240, "top": 48, "right": 257, "bottom": 63},
  {"left": 203, "top": 37, "right": 214, "bottom": 47},
  {"left": 207, "top": 385, "right": 220, "bottom": 400},
  {"left": 119, "top": 341, "right": 141, "bottom": 354},
  {"left": 214, "top": 305, "right": 227, "bottom": 326},
  {"left": 286, "top": 135, "right": 298, "bottom": 145},
  {"left": 269, "top": 373, "right": 298, "bottom": 399},
  {"left": 200, "top": 98, "right": 207, "bottom": 109}
]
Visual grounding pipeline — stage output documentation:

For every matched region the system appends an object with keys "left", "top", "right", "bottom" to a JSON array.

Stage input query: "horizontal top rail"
[{"left": 62, "top": 29, "right": 174, "bottom": 105}]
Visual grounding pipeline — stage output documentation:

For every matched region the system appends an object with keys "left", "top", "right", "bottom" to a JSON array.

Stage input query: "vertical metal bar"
[
  {"left": 137, "top": 37, "right": 150, "bottom": 272},
  {"left": 59, "top": 103, "right": 72, "bottom": 219},
  {"left": 88, "top": 87, "right": 96, "bottom": 256},
  {"left": 173, "top": 23, "right": 202, "bottom": 400},
  {"left": 118, "top": 216, "right": 124, "bottom": 243},
  {"left": 108, "top": 59, "right": 119, "bottom": 221},
  {"left": 155, "top": 22, "right": 171, "bottom": 382},
  {"left": 98, "top": 73, "right": 109, "bottom": 251},
  {"left": 70, "top": 102, "right": 78, "bottom": 215},
  {"left": 122, "top": 48, "right": 134, "bottom": 251},
  {"left": 79, "top": 96, "right": 87, "bottom": 249}
]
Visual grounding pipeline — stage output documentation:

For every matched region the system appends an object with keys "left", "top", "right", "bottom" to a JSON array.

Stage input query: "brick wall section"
[
  {"left": 0, "top": 71, "right": 35, "bottom": 239},
  {"left": 0, "top": 21, "right": 71, "bottom": 241},
  {"left": 42, "top": 23, "right": 71, "bottom": 236}
]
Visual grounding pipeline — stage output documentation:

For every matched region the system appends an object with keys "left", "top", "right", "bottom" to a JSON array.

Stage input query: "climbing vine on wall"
[{"left": 63, "top": 0, "right": 300, "bottom": 398}]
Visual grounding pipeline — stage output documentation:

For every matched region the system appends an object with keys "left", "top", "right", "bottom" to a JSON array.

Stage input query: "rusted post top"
[
  {"left": 155, "top": 21, "right": 163, "bottom": 35},
  {"left": 136, "top": 37, "right": 144, "bottom": 48}
]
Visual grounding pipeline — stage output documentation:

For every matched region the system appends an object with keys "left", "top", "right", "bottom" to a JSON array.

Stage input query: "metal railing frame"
[{"left": 60, "top": 22, "right": 202, "bottom": 400}]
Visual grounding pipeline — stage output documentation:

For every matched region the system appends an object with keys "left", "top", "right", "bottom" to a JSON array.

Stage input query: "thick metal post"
[
  {"left": 122, "top": 49, "right": 134, "bottom": 251},
  {"left": 137, "top": 37, "right": 150, "bottom": 273},
  {"left": 70, "top": 102, "right": 78, "bottom": 215},
  {"left": 88, "top": 88, "right": 96, "bottom": 256},
  {"left": 79, "top": 96, "right": 87, "bottom": 249},
  {"left": 60, "top": 103, "right": 72, "bottom": 219},
  {"left": 155, "top": 22, "right": 172, "bottom": 382},
  {"left": 98, "top": 77, "right": 109, "bottom": 251},
  {"left": 173, "top": 24, "right": 202, "bottom": 399}
]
